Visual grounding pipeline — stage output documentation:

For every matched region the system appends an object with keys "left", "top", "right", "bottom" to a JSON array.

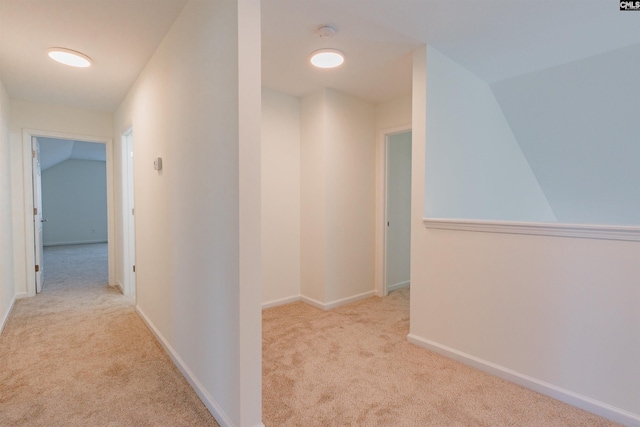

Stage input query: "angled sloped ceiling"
[
  {"left": 425, "top": 46, "right": 557, "bottom": 222},
  {"left": 38, "top": 137, "right": 106, "bottom": 171},
  {"left": 491, "top": 43, "right": 640, "bottom": 226}
]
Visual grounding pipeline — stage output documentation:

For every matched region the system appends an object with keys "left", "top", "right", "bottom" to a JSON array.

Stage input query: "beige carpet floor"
[
  {"left": 2, "top": 244, "right": 623, "bottom": 426},
  {"left": 263, "top": 287, "right": 621, "bottom": 426},
  {"left": 0, "top": 244, "right": 218, "bottom": 427},
  {"left": 42, "top": 243, "right": 110, "bottom": 291}
]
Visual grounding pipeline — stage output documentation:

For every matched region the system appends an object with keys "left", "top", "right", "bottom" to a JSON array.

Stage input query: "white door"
[
  {"left": 32, "top": 137, "right": 45, "bottom": 293},
  {"left": 385, "top": 131, "right": 412, "bottom": 295}
]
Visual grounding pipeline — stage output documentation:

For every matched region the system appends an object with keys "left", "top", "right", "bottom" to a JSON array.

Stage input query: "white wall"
[
  {"left": 425, "top": 46, "right": 556, "bottom": 222},
  {"left": 491, "top": 43, "right": 640, "bottom": 226},
  {"left": 9, "top": 99, "right": 113, "bottom": 296},
  {"left": 300, "top": 88, "right": 376, "bottom": 307},
  {"left": 375, "top": 94, "right": 412, "bottom": 132},
  {"left": 41, "top": 159, "right": 107, "bottom": 246},
  {"left": 0, "top": 77, "right": 15, "bottom": 332},
  {"left": 113, "top": 1, "right": 262, "bottom": 425},
  {"left": 410, "top": 46, "right": 640, "bottom": 425},
  {"left": 300, "top": 90, "right": 327, "bottom": 303},
  {"left": 324, "top": 89, "right": 376, "bottom": 303},
  {"left": 261, "top": 89, "right": 300, "bottom": 307},
  {"left": 385, "top": 131, "right": 411, "bottom": 289}
]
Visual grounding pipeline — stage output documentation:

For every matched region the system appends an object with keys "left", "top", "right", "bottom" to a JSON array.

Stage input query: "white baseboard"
[
  {"left": 0, "top": 295, "right": 16, "bottom": 335},
  {"left": 115, "top": 280, "right": 124, "bottom": 294},
  {"left": 15, "top": 292, "right": 28, "bottom": 299},
  {"left": 407, "top": 334, "right": 640, "bottom": 427},
  {"left": 43, "top": 239, "right": 108, "bottom": 247},
  {"left": 136, "top": 306, "right": 236, "bottom": 427},
  {"left": 387, "top": 280, "right": 410, "bottom": 292},
  {"left": 300, "top": 290, "right": 376, "bottom": 311},
  {"left": 262, "top": 295, "right": 300, "bottom": 309},
  {"left": 299, "top": 295, "right": 325, "bottom": 310}
]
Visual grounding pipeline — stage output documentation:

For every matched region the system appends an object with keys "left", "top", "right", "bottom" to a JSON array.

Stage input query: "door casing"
[
  {"left": 121, "top": 128, "right": 136, "bottom": 299},
  {"left": 22, "top": 129, "right": 115, "bottom": 297},
  {"left": 375, "top": 125, "right": 411, "bottom": 297}
]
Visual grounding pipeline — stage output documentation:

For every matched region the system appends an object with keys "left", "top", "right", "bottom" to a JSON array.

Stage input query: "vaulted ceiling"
[{"left": 37, "top": 137, "right": 106, "bottom": 171}]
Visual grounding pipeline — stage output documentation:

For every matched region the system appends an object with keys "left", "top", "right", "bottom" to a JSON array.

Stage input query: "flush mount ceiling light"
[
  {"left": 47, "top": 48, "right": 92, "bottom": 68},
  {"left": 310, "top": 49, "right": 344, "bottom": 69},
  {"left": 310, "top": 25, "right": 344, "bottom": 69}
]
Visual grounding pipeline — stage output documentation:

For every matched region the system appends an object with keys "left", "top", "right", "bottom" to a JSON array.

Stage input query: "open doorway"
[
  {"left": 35, "top": 136, "right": 108, "bottom": 292},
  {"left": 382, "top": 129, "right": 412, "bottom": 296},
  {"left": 22, "top": 129, "right": 115, "bottom": 297}
]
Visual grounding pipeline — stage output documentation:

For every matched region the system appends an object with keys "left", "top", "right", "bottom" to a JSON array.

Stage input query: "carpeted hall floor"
[
  {"left": 0, "top": 244, "right": 218, "bottom": 427},
  {"left": 0, "top": 243, "right": 622, "bottom": 426}
]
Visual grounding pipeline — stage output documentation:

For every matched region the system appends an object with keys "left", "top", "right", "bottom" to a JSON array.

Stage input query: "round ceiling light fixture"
[
  {"left": 47, "top": 47, "right": 92, "bottom": 68},
  {"left": 310, "top": 48, "right": 344, "bottom": 69}
]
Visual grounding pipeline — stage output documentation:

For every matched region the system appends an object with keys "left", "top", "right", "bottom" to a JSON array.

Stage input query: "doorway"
[
  {"left": 383, "top": 130, "right": 412, "bottom": 296},
  {"left": 22, "top": 129, "right": 115, "bottom": 297}
]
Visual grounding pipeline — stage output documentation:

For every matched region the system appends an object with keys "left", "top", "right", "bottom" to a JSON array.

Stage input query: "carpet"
[
  {"left": 0, "top": 244, "right": 218, "bottom": 427},
  {"left": 262, "top": 287, "right": 621, "bottom": 426},
  {"left": 2, "top": 244, "right": 622, "bottom": 426},
  {"left": 42, "top": 243, "right": 109, "bottom": 291}
]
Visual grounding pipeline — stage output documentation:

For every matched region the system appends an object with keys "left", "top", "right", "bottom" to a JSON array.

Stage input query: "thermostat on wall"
[{"left": 154, "top": 157, "right": 163, "bottom": 171}]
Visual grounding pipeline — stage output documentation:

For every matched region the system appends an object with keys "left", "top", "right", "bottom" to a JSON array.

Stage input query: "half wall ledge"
[{"left": 423, "top": 218, "right": 640, "bottom": 242}]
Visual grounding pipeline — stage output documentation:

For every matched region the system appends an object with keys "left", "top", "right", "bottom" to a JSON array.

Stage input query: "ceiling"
[
  {"left": 1, "top": 0, "right": 640, "bottom": 109},
  {"left": 0, "top": 0, "right": 189, "bottom": 112},
  {"left": 37, "top": 137, "right": 106, "bottom": 171}
]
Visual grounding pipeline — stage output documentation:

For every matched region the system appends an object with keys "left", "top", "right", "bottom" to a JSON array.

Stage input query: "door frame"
[
  {"left": 375, "top": 125, "right": 411, "bottom": 297},
  {"left": 121, "top": 127, "right": 136, "bottom": 299},
  {"left": 22, "top": 129, "right": 115, "bottom": 297},
  {"left": 32, "top": 137, "right": 44, "bottom": 293}
]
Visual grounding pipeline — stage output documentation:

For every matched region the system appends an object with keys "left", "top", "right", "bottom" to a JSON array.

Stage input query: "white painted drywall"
[
  {"left": 425, "top": 46, "right": 556, "bottom": 222},
  {"left": 300, "top": 90, "right": 327, "bottom": 303},
  {"left": 41, "top": 159, "right": 107, "bottom": 246},
  {"left": 375, "top": 94, "right": 412, "bottom": 132},
  {"left": 385, "top": 131, "right": 411, "bottom": 289},
  {"left": 261, "top": 88, "right": 301, "bottom": 306},
  {"left": 9, "top": 99, "right": 113, "bottom": 296},
  {"left": 410, "top": 46, "right": 640, "bottom": 424},
  {"left": 324, "top": 89, "right": 376, "bottom": 303},
  {"left": 113, "top": 1, "right": 262, "bottom": 425},
  {"left": 300, "top": 88, "right": 376, "bottom": 306},
  {"left": 491, "top": 43, "right": 640, "bottom": 226},
  {"left": 412, "top": 229, "right": 640, "bottom": 420},
  {"left": 0, "top": 77, "right": 15, "bottom": 330}
]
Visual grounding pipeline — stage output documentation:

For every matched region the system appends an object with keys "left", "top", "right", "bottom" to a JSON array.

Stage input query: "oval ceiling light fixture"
[
  {"left": 47, "top": 47, "right": 92, "bottom": 68},
  {"left": 310, "top": 48, "right": 345, "bottom": 69}
]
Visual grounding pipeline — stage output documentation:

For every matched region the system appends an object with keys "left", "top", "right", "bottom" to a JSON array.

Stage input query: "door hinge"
[
  {"left": 32, "top": 149, "right": 36, "bottom": 158},
  {"left": 131, "top": 208, "right": 134, "bottom": 215},
  {"left": 34, "top": 208, "right": 38, "bottom": 215},
  {"left": 35, "top": 264, "right": 40, "bottom": 272},
  {"left": 133, "top": 265, "right": 136, "bottom": 273}
]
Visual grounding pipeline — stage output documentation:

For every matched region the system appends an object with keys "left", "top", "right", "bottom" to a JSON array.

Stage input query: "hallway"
[{"left": 0, "top": 245, "right": 217, "bottom": 426}]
